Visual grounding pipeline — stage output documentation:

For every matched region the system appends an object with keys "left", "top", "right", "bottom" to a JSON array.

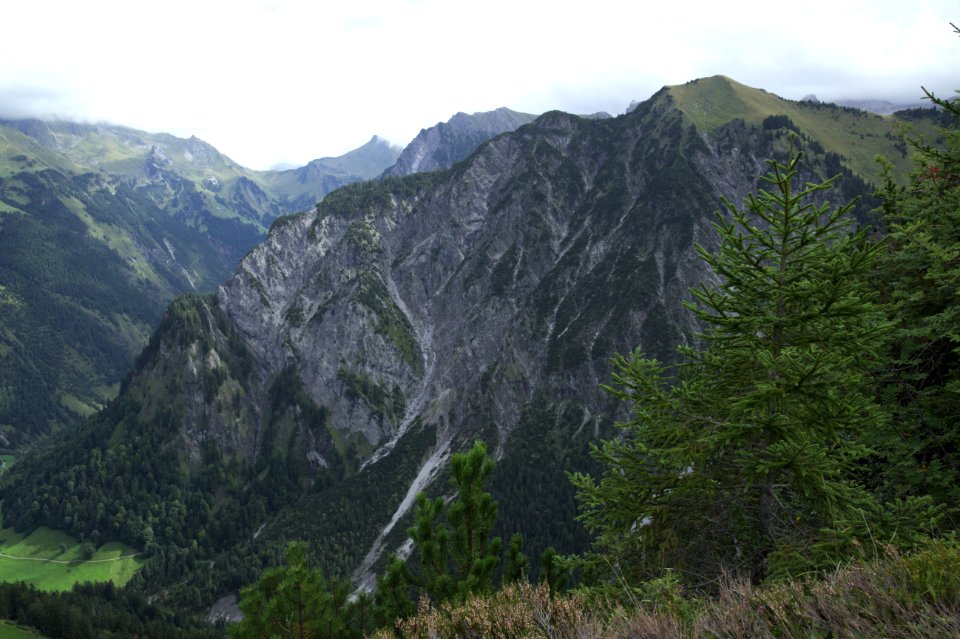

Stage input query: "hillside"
[
  {"left": 668, "top": 76, "right": 919, "bottom": 181},
  {"left": 0, "top": 120, "right": 398, "bottom": 444},
  {"left": 0, "top": 76, "right": 938, "bottom": 612},
  {"left": 261, "top": 135, "right": 401, "bottom": 212}
]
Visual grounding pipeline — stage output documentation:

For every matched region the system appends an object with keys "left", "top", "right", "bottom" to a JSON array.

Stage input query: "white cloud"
[{"left": 0, "top": 0, "right": 955, "bottom": 168}]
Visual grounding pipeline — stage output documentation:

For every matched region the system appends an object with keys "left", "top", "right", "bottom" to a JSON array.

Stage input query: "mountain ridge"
[
  {"left": 384, "top": 107, "right": 538, "bottom": 177},
  {"left": 0, "top": 119, "right": 399, "bottom": 441}
]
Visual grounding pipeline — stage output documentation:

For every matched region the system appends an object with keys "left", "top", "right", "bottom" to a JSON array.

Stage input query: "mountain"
[
  {"left": 261, "top": 136, "right": 401, "bottom": 212},
  {"left": 383, "top": 107, "right": 538, "bottom": 176},
  {"left": 2, "top": 119, "right": 401, "bottom": 231},
  {"left": 0, "top": 76, "right": 938, "bottom": 610},
  {"left": 0, "top": 120, "right": 398, "bottom": 443},
  {"left": 834, "top": 98, "right": 930, "bottom": 114}
]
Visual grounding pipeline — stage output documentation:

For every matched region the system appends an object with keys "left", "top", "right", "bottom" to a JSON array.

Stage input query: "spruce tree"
[
  {"left": 572, "top": 148, "right": 903, "bottom": 587},
  {"left": 870, "top": 82, "right": 960, "bottom": 516}
]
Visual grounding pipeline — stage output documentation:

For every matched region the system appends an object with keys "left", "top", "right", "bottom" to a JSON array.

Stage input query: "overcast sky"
[{"left": 1, "top": 0, "right": 956, "bottom": 169}]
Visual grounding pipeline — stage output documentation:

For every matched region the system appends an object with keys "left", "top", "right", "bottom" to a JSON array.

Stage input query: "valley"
[{"left": 0, "top": 122, "right": 402, "bottom": 444}]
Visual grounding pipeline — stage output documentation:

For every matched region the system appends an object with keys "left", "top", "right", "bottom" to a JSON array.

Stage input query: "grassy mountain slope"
[
  {"left": 0, "top": 127, "right": 81, "bottom": 180},
  {"left": 669, "top": 75, "right": 923, "bottom": 181}
]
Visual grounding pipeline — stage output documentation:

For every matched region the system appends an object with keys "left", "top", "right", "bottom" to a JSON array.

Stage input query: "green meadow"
[
  {"left": 0, "top": 517, "right": 142, "bottom": 591},
  {"left": 0, "top": 622, "right": 47, "bottom": 639}
]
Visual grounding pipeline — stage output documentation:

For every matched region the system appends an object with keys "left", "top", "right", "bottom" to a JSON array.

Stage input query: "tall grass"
[{"left": 375, "top": 541, "right": 960, "bottom": 638}]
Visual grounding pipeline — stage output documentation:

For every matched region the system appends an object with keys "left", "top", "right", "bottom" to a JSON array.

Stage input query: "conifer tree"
[
  {"left": 386, "top": 441, "right": 503, "bottom": 604},
  {"left": 231, "top": 541, "right": 363, "bottom": 639},
  {"left": 503, "top": 533, "right": 529, "bottom": 583},
  {"left": 571, "top": 148, "right": 910, "bottom": 587},
  {"left": 870, "top": 78, "right": 960, "bottom": 516}
]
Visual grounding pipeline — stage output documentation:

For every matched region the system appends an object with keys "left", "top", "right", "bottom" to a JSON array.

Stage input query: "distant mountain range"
[
  {"left": 1, "top": 76, "right": 945, "bottom": 618},
  {"left": 806, "top": 96, "right": 930, "bottom": 114},
  {"left": 0, "top": 119, "right": 399, "bottom": 444}
]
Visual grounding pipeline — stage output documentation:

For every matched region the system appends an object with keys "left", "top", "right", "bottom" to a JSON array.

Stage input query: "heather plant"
[
  {"left": 376, "top": 542, "right": 960, "bottom": 639},
  {"left": 371, "top": 581, "right": 590, "bottom": 639}
]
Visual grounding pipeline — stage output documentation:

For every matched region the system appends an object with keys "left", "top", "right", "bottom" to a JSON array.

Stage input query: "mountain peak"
[
  {"left": 662, "top": 75, "right": 916, "bottom": 180},
  {"left": 383, "top": 107, "right": 537, "bottom": 177}
]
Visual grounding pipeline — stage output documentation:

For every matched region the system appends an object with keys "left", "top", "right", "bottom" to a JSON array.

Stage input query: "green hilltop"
[{"left": 668, "top": 75, "right": 928, "bottom": 181}]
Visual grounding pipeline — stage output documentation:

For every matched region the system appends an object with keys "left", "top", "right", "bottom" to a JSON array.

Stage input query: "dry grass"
[{"left": 371, "top": 542, "right": 960, "bottom": 638}]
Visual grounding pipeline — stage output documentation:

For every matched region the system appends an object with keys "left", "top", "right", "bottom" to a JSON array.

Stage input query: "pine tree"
[
  {"left": 447, "top": 441, "right": 502, "bottom": 595},
  {"left": 571, "top": 148, "right": 908, "bottom": 588},
  {"left": 231, "top": 541, "right": 363, "bottom": 639},
  {"left": 503, "top": 533, "right": 529, "bottom": 583},
  {"left": 387, "top": 441, "right": 503, "bottom": 604}
]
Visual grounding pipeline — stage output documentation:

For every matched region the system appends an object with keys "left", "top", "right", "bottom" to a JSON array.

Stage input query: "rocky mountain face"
[
  {"left": 0, "top": 120, "right": 397, "bottom": 442},
  {"left": 383, "top": 107, "right": 537, "bottom": 176},
  {"left": 1, "top": 77, "right": 925, "bottom": 605}
]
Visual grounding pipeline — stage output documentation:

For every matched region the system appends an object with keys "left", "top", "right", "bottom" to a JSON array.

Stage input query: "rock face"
[
  {"left": 222, "top": 105, "right": 712, "bottom": 452},
  {"left": 383, "top": 107, "right": 538, "bottom": 176},
  {"left": 206, "top": 90, "right": 785, "bottom": 576}
]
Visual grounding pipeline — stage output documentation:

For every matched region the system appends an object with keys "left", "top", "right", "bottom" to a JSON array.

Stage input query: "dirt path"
[{"left": 0, "top": 551, "right": 141, "bottom": 565}]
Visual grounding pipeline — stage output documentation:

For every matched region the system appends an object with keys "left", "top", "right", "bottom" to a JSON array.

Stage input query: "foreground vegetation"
[{"left": 378, "top": 541, "right": 960, "bottom": 638}]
